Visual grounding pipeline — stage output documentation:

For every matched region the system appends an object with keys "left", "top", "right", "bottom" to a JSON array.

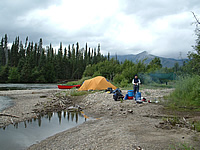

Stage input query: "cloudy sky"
[{"left": 0, "top": 0, "right": 200, "bottom": 58}]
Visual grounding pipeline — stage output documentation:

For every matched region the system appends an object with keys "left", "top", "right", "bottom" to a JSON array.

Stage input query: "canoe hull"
[{"left": 57, "top": 84, "right": 81, "bottom": 89}]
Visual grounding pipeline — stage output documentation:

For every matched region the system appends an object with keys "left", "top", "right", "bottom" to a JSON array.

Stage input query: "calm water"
[
  {"left": 0, "top": 96, "right": 14, "bottom": 112},
  {"left": 0, "top": 83, "right": 57, "bottom": 91},
  {"left": 0, "top": 111, "right": 87, "bottom": 150}
]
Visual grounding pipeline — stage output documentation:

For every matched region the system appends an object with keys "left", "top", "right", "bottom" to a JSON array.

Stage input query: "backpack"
[{"left": 113, "top": 88, "right": 124, "bottom": 101}]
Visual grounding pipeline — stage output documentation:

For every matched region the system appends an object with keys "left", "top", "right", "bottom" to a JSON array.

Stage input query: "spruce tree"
[
  {"left": 19, "top": 41, "right": 25, "bottom": 59},
  {"left": 0, "top": 37, "right": 6, "bottom": 66},
  {"left": 84, "top": 43, "right": 88, "bottom": 66},
  {"left": 4, "top": 34, "right": 8, "bottom": 65}
]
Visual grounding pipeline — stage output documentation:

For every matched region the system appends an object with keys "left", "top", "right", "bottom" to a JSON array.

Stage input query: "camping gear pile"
[
  {"left": 112, "top": 88, "right": 124, "bottom": 101},
  {"left": 105, "top": 87, "right": 113, "bottom": 94},
  {"left": 104, "top": 87, "right": 124, "bottom": 101},
  {"left": 124, "top": 90, "right": 147, "bottom": 103},
  {"left": 124, "top": 91, "right": 142, "bottom": 100}
]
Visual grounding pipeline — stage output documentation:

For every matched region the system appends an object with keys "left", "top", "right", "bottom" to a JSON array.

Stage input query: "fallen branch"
[{"left": 0, "top": 113, "right": 19, "bottom": 118}]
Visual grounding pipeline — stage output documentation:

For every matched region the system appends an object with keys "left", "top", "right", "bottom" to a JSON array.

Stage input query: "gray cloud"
[
  {"left": 0, "top": 0, "right": 199, "bottom": 58},
  {"left": 123, "top": 0, "right": 200, "bottom": 20},
  {"left": 0, "top": 0, "right": 61, "bottom": 43},
  {"left": 0, "top": 0, "right": 61, "bottom": 14}
]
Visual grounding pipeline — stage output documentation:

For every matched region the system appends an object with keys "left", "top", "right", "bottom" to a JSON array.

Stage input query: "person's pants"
[{"left": 133, "top": 85, "right": 139, "bottom": 96}]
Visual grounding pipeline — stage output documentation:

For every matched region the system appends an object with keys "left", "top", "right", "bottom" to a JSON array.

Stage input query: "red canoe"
[
  {"left": 57, "top": 84, "right": 81, "bottom": 89},
  {"left": 73, "top": 84, "right": 81, "bottom": 88}
]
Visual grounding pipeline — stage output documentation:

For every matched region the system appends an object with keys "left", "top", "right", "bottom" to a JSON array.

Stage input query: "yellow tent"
[{"left": 78, "top": 76, "right": 117, "bottom": 91}]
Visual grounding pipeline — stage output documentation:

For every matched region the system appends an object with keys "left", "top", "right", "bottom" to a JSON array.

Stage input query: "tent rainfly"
[{"left": 78, "top": 76, "right": 117, "bottom": 91}]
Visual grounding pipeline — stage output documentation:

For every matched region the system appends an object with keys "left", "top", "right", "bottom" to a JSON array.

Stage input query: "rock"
[
  {"left": 127, "top": 109, "right": 133, "bottom": 113},
  {"left": 133, "top": 145, "right": 143, "bottom": 150},
  {"left": 67, "top": 106, "right": 81, "bottom": 112}
]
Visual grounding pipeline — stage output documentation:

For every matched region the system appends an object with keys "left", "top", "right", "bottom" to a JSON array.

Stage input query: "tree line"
[
  {"left": 0, "top": 35, "right": 106, "bottom": 83},
  {"left": 1, "top": 17, "right": 199, "bottom": 85},
  {"left": 82, "top": 55, "right": 179, "bottom": 86}
]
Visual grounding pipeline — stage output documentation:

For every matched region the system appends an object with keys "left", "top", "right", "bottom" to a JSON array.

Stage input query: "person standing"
[{"left": 132, "top": 75, "right": 141, "bottom": 96}]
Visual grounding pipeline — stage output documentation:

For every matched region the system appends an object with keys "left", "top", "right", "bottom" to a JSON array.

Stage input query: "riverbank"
[{"left": 0, "top": 88, "right": 200, "bottom": 149}]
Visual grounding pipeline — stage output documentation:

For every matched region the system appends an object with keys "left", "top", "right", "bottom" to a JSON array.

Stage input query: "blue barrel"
[
  {"left": 128, "top": 90, "right": 134, "bottom": 97},
  {"left": 135, "top": 92, "right": 141, "bottom": 100}
]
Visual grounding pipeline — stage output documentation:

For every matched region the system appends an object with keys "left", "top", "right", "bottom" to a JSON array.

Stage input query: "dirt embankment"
[{"left": 0, "top": 88, "right": 200, "bottom": 150}]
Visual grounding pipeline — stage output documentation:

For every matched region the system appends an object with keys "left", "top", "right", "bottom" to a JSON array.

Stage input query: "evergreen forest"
[{"left": 0, "top": 35, "right": 106, "bottom": 83}]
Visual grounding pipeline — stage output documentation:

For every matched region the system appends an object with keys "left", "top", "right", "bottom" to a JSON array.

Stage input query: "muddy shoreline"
[{"left": 0, "top": 88, "right": 200, "bottom": 150}]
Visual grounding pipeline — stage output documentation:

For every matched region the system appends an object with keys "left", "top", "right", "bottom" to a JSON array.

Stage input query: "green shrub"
[
  {"left": 113, "top": 74, "right": 124, "bottom": 84},
  {"left": 64, "top": 89, "right": 96, "bottom": 96},
  {"left": 120, "top": 78, "right": 129, "bottom": 87},
  {"left": 167, "top": 75, "right": 200, "bottom": 109},
  {"left": 192, "top": 121, "right": 200, "bottom": 132},
  {"left": 92, "top": 71, "right": 102, "bottom": 77},
  {"left": 65, "top": 76, "right": 92, "bottom": 85}
]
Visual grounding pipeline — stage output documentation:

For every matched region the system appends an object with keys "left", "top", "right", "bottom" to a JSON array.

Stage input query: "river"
[{"left": 0, "top": 83, "right": 57, "bottom": 91}]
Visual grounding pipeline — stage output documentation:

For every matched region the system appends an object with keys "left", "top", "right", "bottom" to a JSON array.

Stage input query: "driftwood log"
[{"left": 0, "top": 113, "right": 19, "bottom": 118}]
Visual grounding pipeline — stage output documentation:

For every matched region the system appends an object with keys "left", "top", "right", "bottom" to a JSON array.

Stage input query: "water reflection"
[
  {"left": 1, "top": 111, "right": 84, "bottom": 130},
  {"left": 0, "top": 111, "right": 88, "bottom": 150}
]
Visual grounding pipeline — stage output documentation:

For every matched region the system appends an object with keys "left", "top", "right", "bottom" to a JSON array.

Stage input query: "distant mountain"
[{"left": 110, "top": 51, "right": 186, "bottom": 68}]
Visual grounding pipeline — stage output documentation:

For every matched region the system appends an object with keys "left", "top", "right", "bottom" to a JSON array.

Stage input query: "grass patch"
[
  {"left": 55, "top": 89, "right": 97, "bottom": 98},
  {"left": 160, "top": 115, "right": 200, "bottom": 132},
  {"left": 162, "top": 116, "right": 181, "bottom": 126},
  {"left": 192, "top": 121, "right": 200, "bottom": 132},
  {"left": 64, "top": 89, "right": 97, "bottom": 96},
  {"left": 169, "top": 142, "right": 195, "bottom": 150},
  {"left": 165, "top": 75, "right": 200, "bottom": 111}
]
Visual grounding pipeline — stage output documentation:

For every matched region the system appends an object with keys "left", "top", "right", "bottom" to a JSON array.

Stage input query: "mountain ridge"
[{"left": 110, "top": 51, "right": 186, "bottom": 68}]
